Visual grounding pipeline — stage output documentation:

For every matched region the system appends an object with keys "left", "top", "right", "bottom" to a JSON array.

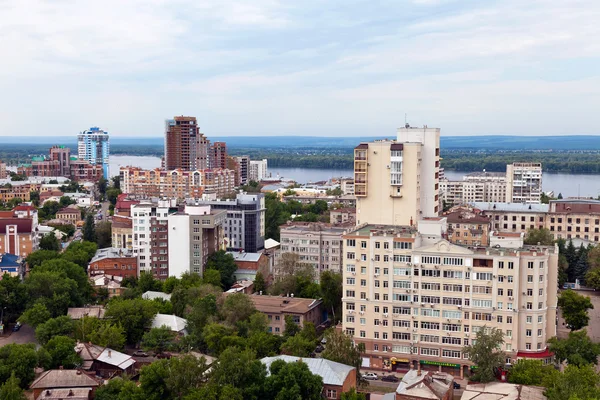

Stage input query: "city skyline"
[{"left": 1, "top": 0, "right": 599, "bottom": 137}]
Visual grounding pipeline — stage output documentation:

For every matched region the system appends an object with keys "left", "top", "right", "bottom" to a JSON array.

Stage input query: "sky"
[{"left": 0, "top": 0, "right": 599, "bottom": 137}]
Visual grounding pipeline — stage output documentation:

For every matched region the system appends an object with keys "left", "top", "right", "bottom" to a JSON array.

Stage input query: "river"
[{"left": 109, "top": 155, "right": 600, "bottom": 198}]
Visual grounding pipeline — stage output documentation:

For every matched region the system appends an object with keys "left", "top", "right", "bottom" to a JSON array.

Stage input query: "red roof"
[
  {"left": 0, "top": 219, "right": 34, "bottom": 234},
  {"left": 516, "top": 348, "right": 553, "bottom": 359},
  {"left": 13, "top": 205, "right": 36, "bottom": 212}
]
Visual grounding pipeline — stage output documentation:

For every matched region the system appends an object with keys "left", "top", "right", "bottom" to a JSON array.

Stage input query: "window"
[
  {"left": 346, "top": 239, "right": 355, "bottom": 247},
  {"left": 360, "top": 331, "right": 366, "bottom": 338},
  {"left": 527, "top": 302, "right": 533, "bottom": 310},
  {"left": 498, "top": 261, "right": 504, "bottom": 269},
  {"left": 526, "top": 329, "right": 532, "bottom": 337},
  {"left": 526, "top": 316, "right": 532, "bottom": 323},
  {"left": 538, "top": 316, "right": 543, "bottom": 323},
  {"left": 507, "top": 316, "right": 513, "bottom": 324},
  {"left": 497, "top": 316, "right": 503, "bottom": 323},
  {"left": 442, "top": 349, "right": 461, "bottom": 358},
  {"left": 326, "top": 389, "right": 337, "bottom": 399},
  {"left": 508, "top": 262, "right": 514, "bottom": 269},
  {"left": 498, "top": 288, "right": 504, "bottom": 296},
  {"left": 528, "top": 261, "right": 534, "bottom": 269},
  {"left": 346, "top": 290, "right": 355, "bottom": 297},
  {"left": 506, "top": 330, "right": 512, "bottom": 338},
  {"left": 347, "top": 252, "right": 355, "bottom": 260},
  {"left": 420, "top": 348, "right": 439, "bottom": 356}
]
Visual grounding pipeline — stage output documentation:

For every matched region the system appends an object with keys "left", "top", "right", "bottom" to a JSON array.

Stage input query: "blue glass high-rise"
[{"left": 77, "top": 127, "right": 110, "bottom": 179}]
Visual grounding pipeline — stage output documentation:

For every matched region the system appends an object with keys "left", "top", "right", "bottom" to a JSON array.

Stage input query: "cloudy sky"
[{"left": 0, "top": 0, "right": 599, "bottom": 137}]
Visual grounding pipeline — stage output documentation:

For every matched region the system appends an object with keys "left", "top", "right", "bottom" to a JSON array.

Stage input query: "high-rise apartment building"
[
  {"left": 164, "top": 116, "right": 209, "bottom": 171},
  {"left": 192, "top": 193, "right": 265, "bottom": 253},
  {"left": 505, "top": 163, "right": 542, "bottom": 204},
  {"left": 49, "top": 146, "right": 71, "bottom": 177},
  {"left": 249, "top": 159, "right": 268, "bottom": 182},
  {"left": 341, "top": 221, "right": 558, "bottom": 376},
  {"left": 354, "top": 125, "right": 440, "bottom": 226},
  {"left": 209, "top": 142, "right": 227, "bottom": 170},
  {"left": 235, "top": 156, "right": 250, "bottom": 185},
  {"left": 0, "top": 161, "right": 7, "bottom": 179},
  {"left": 440, "top": 172, "right": 507, "bottom": 205},
  {"left": 78, "top": 127, "right": 110, "bottom": 179}
]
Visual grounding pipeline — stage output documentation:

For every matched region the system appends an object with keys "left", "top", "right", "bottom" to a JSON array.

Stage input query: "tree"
[
  {"left": 107, "top": 188, "right": 122, "bottom": 205},
  {"left": 24, "top": 270, "right": 79, "bottom": 316},
  {"left": 558, "top": 290, "right": 593, "bottom": 330},
  {"left": 0, "top": 274, "right": 28, "bottom": 323},
  {"left": 139, "top": 355, "right": 210, "bottom": 400},
  {"left": 105, "top": 298, "right": 159, "bottom": 344},
  {"left": 0, "top": 344, "right": 39, "bottom": 388},
  {"left": 265, "top": 193, "right": 291, "bottom": 241},
  {"left": 565, "top": 240, "right": 578, "bottom": 282},
  {"left": 507, "top": 359, "right": 554, "bottom": 385},
  {"left": 142, "top": 326, "right": 176, "bottom": 355},
  {"left": 264, "top": 359, "right": 323, "bottom": 400},
  {"left": 220, "top": 293, "right": 256, "bottom": 326},
  {"left": 138, "top": 271, "right": 163, "bottom": 293},
  {"left": 96, "top": 221, "right": 112, "bottom": 248},
  {"left": 19, "top": 301, "right": 51, "bottom": 327},
  {"left": 283, "top": 315, "right": 300, "bottom": 337},
  {"left": 320, "top": 271, "right": 342, "bottom": 323},
  {"left": 206, "top": 250, "right": 238, "bottom": 289},
  {"left": 98, "top": 177, "right": 108, "bottom": 198},
  {"left": 29, "top": 191, "right": 40, "bottom": 207},
  {"left": 321, "top": 329, "right": 365, "bottom": 385},
  {"left": 586, "top": 268, "right": 600, "bottom": 290},
  {"left": 210, "top": 347, "right": 267, "bottom": 399},
  {"left": 0, "top": 372, "right": 26, "bottom": 400},
  {"left": 95, "top": 377, "right": 144, "bottom": 400},
  {"left": 59, "top": 196, "right": 75, "bottom": 207},
  {"left": 524, "top": 228, "right": 555, "bottom": 245},
  {"left": 44, "top": 335, "right": 81, "bottom": 369},
  {"left": 557, "top": 192, "right": 563, "bottom": 199},
  {"left": 341, "top": 388, "right": 367, "bottom": 400},
  {"left": 36, "top": 258, "right": 93, "bottom": 303},
  {"left": 83, "top": 213, "right": 96, "bottom": 242},
  {"left": 203, "top": 323, "right": 238, "bottom": 355},
  {"left": 247, "top": 332, "right": 282, "bottom": 358},
  {"left": 39, "top": 233, "right": 61, "bottom": 251},
  {"left": 88, "top": 323, "right": 127, "bottom": 350},
  {"left": 280, "top": 334, "right": 314, "bottom": 357},
  {"left": 589, "top": 245, "right": 600, "bottom": 270},
  {"left": 35, "top": 316, "right": 74, "bottom": 345},
  {"left": 548, "top": 330, "right": 600, "bottom": 366},
  {"left": 253, "top": 272, "right": 266, "bottom": 294},
  {"left": 462, "top": 327, "right": 505, "bottom": 383},
  {"left": 111, "top": 176, "right": 121, "bottom": 190},
  {"left": 203, "top": 269, "right": 222, "bottom": 287},
  {"left": 544, "top": 364, "right": 600, "bottom": 400}
]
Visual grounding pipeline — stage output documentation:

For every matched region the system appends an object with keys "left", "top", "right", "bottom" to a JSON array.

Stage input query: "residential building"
[
  {"left": 164, "top": 116, "right": 209, "bottom": 170},
  {"left": 235, "top": 155, "right": 250, "bottom": 185},
  {"left": 69, "top": 159, "right": 104, "bottom": 181},
  {"left": 226, "top": 279, "right": 255, "bottom": 294},
  {"left": 506, "top": 163, "right": 542, "bottom": 204},
  {"left": 341, "top": 223, "right": 558, "bottom": 377},
  {"left": 395, "top": 370, "right": 454, "bottom": 400},
  {"left": 75, "top": 342, "right": 136, "bottom": 378},
  {"left": 249, "top": 294, "right": 324, "bottom": 335},
  {"left": 114, "top": 193, "right": 140, "bottom": 217},
  {"left": 330, "top": 208, "right": 356, "bottom": 224},
  {"left": 249, "top": 159, "right": 268, "bottom": 182},
  {"left": 226, "top": 155, "right": 241, "bottom": 186},
  {"left": 0, "top": 214, "right": 38, "bottom": 257},
  {"left": 30, "top": 369, "right": 100, "bottom": 400},
  {"left": 0, "top": 182, "right": 37, "bottom": 203},
  {"left": 120, "top": 167, "right": 235, "bottom": 199},
  {"left": 55, "top": 206, "right": 81, "bottom": 225},
  {"left": 444, "top": 209, "right": 491, "bottom": 246},
  {"left": 440, "top": 173, "right": 507, "bottom": 205},
  {"left": 151, "top": 313, "right": 188, "bottom": 335},
  {"left": 111, "top": 216, "right": 133, "bottom": 249},
  {"left": 0, "top": 253, "right": 24, "bottom": 277},
  {"left": 49, "top": 145, "right": 71, "bottom": 177},
  {"left": 167, "top": 205, "right": 226, "bottom": 278},
  {"left": 229, "top": 251, "right": 269, "bottom": 281},
  {"left": 354, "top": 124, "right": 441, "bottom": 226},
  {"left": 192, "top": 193, "right": 265, "bottom": 252},
  {"left": 210, "top": 141, "right": 227, "bottom": 169},
  {"left": 282, "top": 194, "right": 356, "bottom": 208},
  {"left": 68, "top": 306, "right": 106, "bottom": 319},
  {"left": 261, "top": 356, "right": 356, "bottom": 399},
  {"left": 78, "top": 126, "right": 110, "bottom": 178},
  {"left": 461, "top": 382, "right": 546, "bottom": 400},
  {"left": 131, "top": 200, "right": 179, "bottom": 276},
  {"left": 472, "top": 202, "right": 548, "bottom": 234},
  {"left": 279, "top": 222, "right": 349, "bottom": 279},
  {"left": 340, "top": 178, "right": 355, "bottom": 196},
  {"left": 0, "top": 161, "right": 6, "bottom": 179},
  {"left": 546, "top": 199, "right": 600, "bottom": 242},
  {"left": 91, "top": 274, "right": 125, "bottom": 297},
  {"left": 88, "top": 247, "right": 137, "bottom": 278}
]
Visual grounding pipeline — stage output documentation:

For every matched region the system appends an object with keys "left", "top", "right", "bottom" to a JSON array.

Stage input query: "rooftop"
[
  {"left": 396, "top": 369, "right": 453, "bottom": 400},
  {"left": 280, "top": 221, "right": 352, "bottom": 233},
  {"left": 0, "top": 218, "right": 33, "bottom": 234},
  {"left": 0, "top": 253, "right": 21, "bottom": 268},
  {"left": 471, "top": 202, "right": 549, "bottom": 213},
  {"left": 249, "top": 294, "right": 322, "bottom": 315},
  {"left": 264, "top": 238, "right": 280, "bottom": 250},
  {"left": 330, "top": 207, "right": 356, "bottom": 214},
  {"left": 349, "top": 224, "right": 417, "bottom": 238},
  {"left": 228, "top": 251, "right": 264, "bottom": 263},
  {"left": 151, "top": 313, "right": 187, "bottom": 334},
  {"left": 30, "top": 369, "right": 100, "bottom": 389},
  {"left": 261, "top": 355, "right": 354, "bottom": 386},
  {"left": 37, "top": 388, "right": 93, "bottom": 400},
  {"left": 143, "top": 291, "right": 172, "bottom": 301},
  {"left": 461, "top": 382, "right": 546, "bottom": 400},
  {"left": 67, "top": 306, "right": 106, "bottom": 320},
  {"left": 90, "top": 247, "right": 135, "bottom": 263},
  {"left": 444, "top": 211, "right": 490, "bottom": 225}
]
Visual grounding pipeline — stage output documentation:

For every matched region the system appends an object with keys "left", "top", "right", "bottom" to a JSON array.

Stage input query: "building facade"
[
  {"left": 89, "top": 248, "right": 138, "bottom": 278},
  {"left": 444, "top": 209, "right": 491, "bottom": 247},
  {"left": 235, "top": 155, "right": 250, "bottom": 185},
  {"left": 192, "top": 193, "right": 265, "bottom": 253},
  {"left": 249, "top": 294, "right": 325, "bottom": 334},
  {"left": 164, "top": 116, "right": 209, "bottom": 171},
  {"left": 341, "top": 223, "right": 558, "bottom": 377},
  {"left": 546, "top": 199, "right": 600, "bottom": 242},
  {"left": 210, "top": 141, "right": 227, "bottom": 169},
  {"left": 354, "top": 125, "right": 440, "bottom": 226},
  {"left": 55, "top": 206, "right": 81, "bottom": 225},
  {"left": 49, "top": 146, "right": 71, "bottom": 177},
  {"left": 78, "top": 127, "right": 110, "bottom": 178},
  {"left": 440, "top": 172, "right": 507, "bottom": 206},
  {"left": 472, "top": 203, "right": 548, "bottom": 234},
  {"left": 111, "top": 216, "right": 133, "bottom": 249},
  {"left": 0, "top": 161, "right": 6, "bottom": 179},
  {"left": 505, "top": 163, "right": 542, "bottom": 204},
  {"left": 249, "top": 159, "right": 268, "bottom": 182}
]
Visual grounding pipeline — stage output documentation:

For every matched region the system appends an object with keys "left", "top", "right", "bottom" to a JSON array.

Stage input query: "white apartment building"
[
  {"left": 354, "top": 124, "right": 440, "bottom": 226},
  {"left": 506, "top": 163, "right": 542, "bottom": 204},
  {"left": 249, "top": 159, "right": 268, "bottom": 182},
  {"left": 340, "top": 178, "right": 355, "bottom": 196},
  {"left": 341, "top": 222, "right": 558, "bottom": 378},
  {"left": 440, "top": 172, "right": 507, "bottom": 205}
]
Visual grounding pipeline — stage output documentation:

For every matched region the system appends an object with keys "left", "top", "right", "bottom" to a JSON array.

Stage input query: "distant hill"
[{"left": 1, "top": 135, "right": 599, "bottom": 150}]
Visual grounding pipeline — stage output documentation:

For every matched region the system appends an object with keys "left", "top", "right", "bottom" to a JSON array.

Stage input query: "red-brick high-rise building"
[{"left": 164, "top": 116, "right": 209, "bottom": 171}]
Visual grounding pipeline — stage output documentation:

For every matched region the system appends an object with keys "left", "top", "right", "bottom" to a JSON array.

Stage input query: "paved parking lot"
[{"left": 0, "top": 323, "right": 37, "bottom": 347}]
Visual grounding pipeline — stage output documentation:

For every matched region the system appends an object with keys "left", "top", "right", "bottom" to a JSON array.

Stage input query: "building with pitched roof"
[
  {"left": 0, "top": 214, "right": 37, "bottom": 257},
  {"left": 151, "top": 313, "right": 188, "bottom": 335},
  {"left": 261, "top": 355, "right": 356, "bottom": 399},
  {"left": 75, "top": 342, "right": 136, "bottom": 378},
  {"left": 0, "top": 253, "right": 24, "bottom": 277},
  {"left": 228, "top": 250, "right": 269, "bottom": 282},
  {"left": 395, "top": 369, "right": 454, "bottom": 400},
  {"left": 460, "top": 382, "right": 546, "bottom": 400},
  {"left": 89, "top": 247, "right": 137, "bottom": 278},
  {"left": 249, "top": 294, "right": 324, "bottom": 335},
  {"left": 67, "top": 306, "right": 106, "bottom": 320},
  {"left": 29, "top": 369, "right": 100, "bottom": 400}
]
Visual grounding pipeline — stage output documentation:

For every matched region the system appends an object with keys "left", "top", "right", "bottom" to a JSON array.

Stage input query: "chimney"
[
  {"left": 417, "top": 370, "right": 421, "bottom": 376},
  {"left": 108, "top": 350, "right": 112, "bottom": 358}
]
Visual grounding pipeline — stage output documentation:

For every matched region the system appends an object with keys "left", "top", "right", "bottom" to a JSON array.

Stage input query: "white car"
[{"left": 363, "top": 372, "right": 378, "bottom": 380}]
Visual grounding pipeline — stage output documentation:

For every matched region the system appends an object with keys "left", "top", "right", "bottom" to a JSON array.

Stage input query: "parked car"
[
  {"left": 453, "top": 382, "right": 461, "bottom": 389},
  {"left": 12, "top": 322, "right": 21, "bottom": 332},
  {"left": 381, "top": 374, "right": 399, "bottom": 382},
  {"left": 320, "top": 337, "right": 327, "bottom": 344},
  {"left": 363, "top": 372, "right": 378, "bottom": 380},
  {"left": 133, "top": 350, "right": 149, "bottom": 357},
  {"left": 315, "top": 344, "right": 324, "bottom": 353},
  {"left": 156, "top": 352, "right": 172, "bottom": 359}
]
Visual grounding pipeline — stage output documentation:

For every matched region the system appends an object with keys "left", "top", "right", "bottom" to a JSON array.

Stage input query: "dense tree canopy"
[
  {"left": 549, "top": 330, "right": 600, "bottom": 366},
  {"left": 558, "top": 290, "right": 593, "bottom": 331},
  {"left": 463, "top": 327, "right": 505, "bottom": 383},
  {"left": 105, "top": 298, "right": 159, "bottom": 344}
]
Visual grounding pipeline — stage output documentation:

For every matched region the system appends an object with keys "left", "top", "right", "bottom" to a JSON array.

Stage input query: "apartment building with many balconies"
[
  {"left": 505, "top": 163, "right": 542, "bottom": 204},
  {"left": 354, "top": 125, "right": 440, "bottom": 226},
  {"left": 341, "top": 222, "right": 558, "bottom": 378},
  {"left": 440, "top": 172, "right": 507, "bottom": 205}
]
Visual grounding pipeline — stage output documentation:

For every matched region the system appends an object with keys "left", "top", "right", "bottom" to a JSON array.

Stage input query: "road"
[{"left": 0, "top": 324, "right": 37, "bottom": 347}]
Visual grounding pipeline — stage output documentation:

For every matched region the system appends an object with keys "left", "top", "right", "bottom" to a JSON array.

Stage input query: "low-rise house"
[
  {"left": 0, "top": 253, "right": 23, "bottom": 277},
  {"left": 461, "top": 382, "right": 546, "bottom": 400},
  {"left": 261, "top": 355, "right": 356, "bottom": 400},
  {"left": 228, "top": 251, "right": 269, "bottom": 282},
  {"left": 111, "top": 216, "right": 133, "bottom": 250},
  {"left": 29, "top": 369, "right": 100, "bottom": 400},
  {"left": 91, "top": 274, "right": 124, "bottom": 298},
  {"left": 249, "top": 294, "right": 324, "bottom": 335},
  {"left": 151, "top": 313, "right": 188, "bottom": 335},
  {"left": 395, "top": 369, "right": 454, "bottom": 400},
  {"left": 75, "top": 342, "right": 136, "bottom": 378},
  {"left": 88, "top": 247, "right": 137, "bottom": 278},
  {"left": 226, "top": 279, "right": 254, "bottom": 294},
  {"left": 142, "top": 291, "right": 172, "bottom": 301},
  {"left": 55, "top": 206, "right": 81, "bottom": 225},
  {"left": 68, "top": 306, "right": 106, "bottom": 320}
]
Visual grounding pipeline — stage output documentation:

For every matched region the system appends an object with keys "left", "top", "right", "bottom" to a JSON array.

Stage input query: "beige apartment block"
[
  {"left": 279, "top": 222, "right": 350, "bottom": 280},
  {"left": 505, "top": 163, "right": 543, "bottom": 204},
  {"left": 440, "top": 172, "right": 507, "bottom": 206},
  {"left": 472, "top": 203, "right": 548, "bottom": 234},
  {"left": 546, "top": 199, "right": 600, "bottom": 242},
  {"left": 341, "top": 223, "right": 558, "bottom": 378},
  {"left": 355, "top": 125, "right": 440, "bottom": 226}
]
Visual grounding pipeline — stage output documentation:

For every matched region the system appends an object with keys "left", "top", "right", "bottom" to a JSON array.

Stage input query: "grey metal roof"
[
  {"left": 471, "top": 202, "right": 549, "bottom": 213},
  {"left": 90, "top": 247, "right": 134, "bottom": 263},
  {"left": 96, "top": 348, "right": 135, "bottom": 370},
  {"left": 142, "top": 291, "right": 172, "bottom": 301},
  {"left": 228, "top": 251, "right": 263, "bottom": 262},
  {"left": 151, "top": 313, "right": 188, "bottom": 334},
  {"left": 261, "top": 355, "right": 354, "bottom": 386}
]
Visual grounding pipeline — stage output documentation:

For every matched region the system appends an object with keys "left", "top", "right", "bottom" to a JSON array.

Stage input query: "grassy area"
[{"left": 365, "top": 383, "right": 397, "bottom": 394}]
